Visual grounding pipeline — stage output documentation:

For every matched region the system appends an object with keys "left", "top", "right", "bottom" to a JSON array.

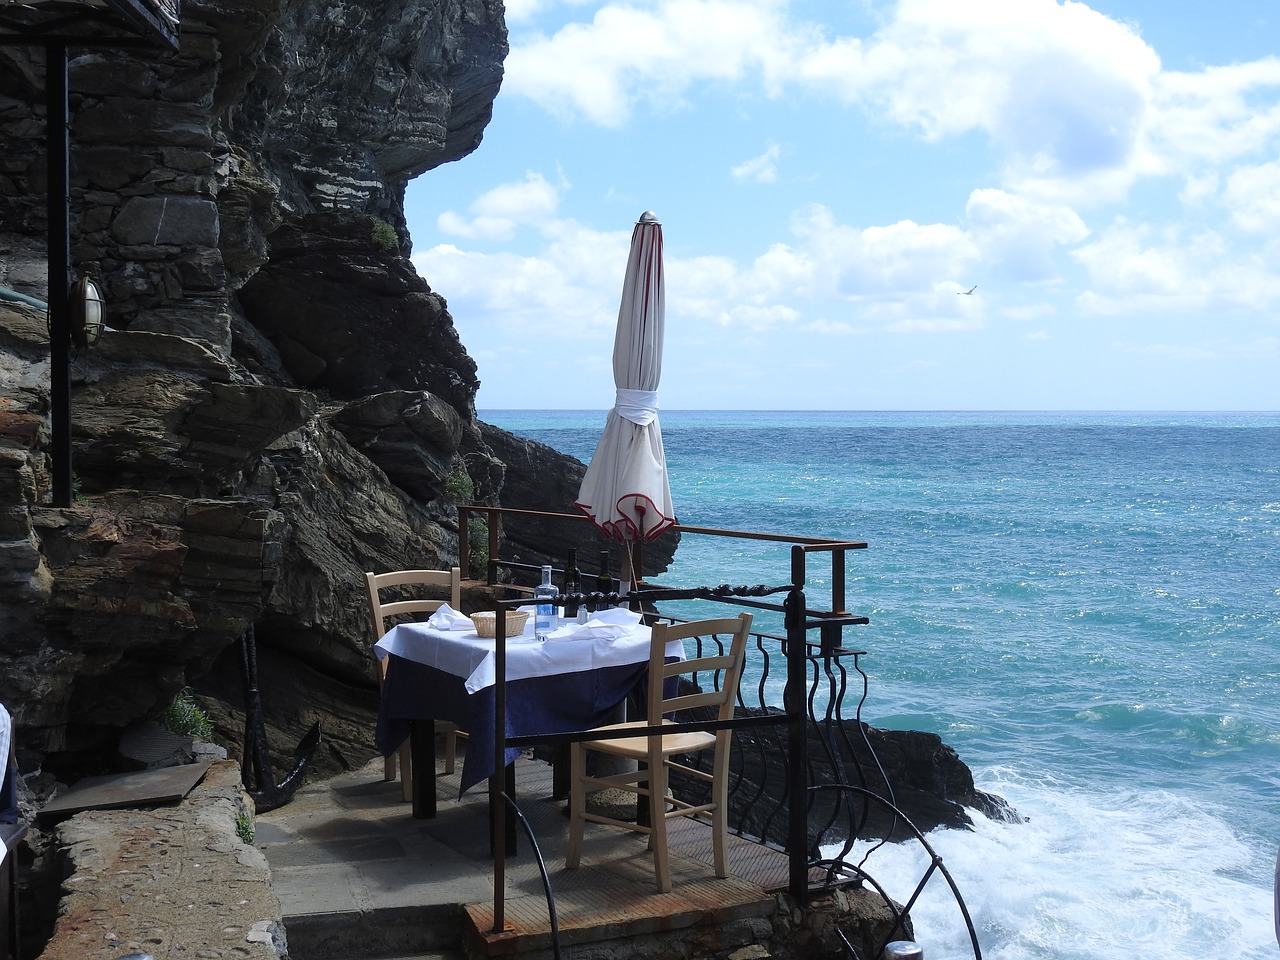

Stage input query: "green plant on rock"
[
  {"left": 160, "top": 687, "right": 214, "bottom": 740},
  {"left": 236, "top": 811, "right": 255, "bottom": 845},
  {"left": 468, "top": 515, "right": 489, "bottom": 579},
  {"left": 370, "top": 218, "right": 399, "bottom": 252},
  {"left": 442, "top": 464, "right": 474, "bottom": 505}
]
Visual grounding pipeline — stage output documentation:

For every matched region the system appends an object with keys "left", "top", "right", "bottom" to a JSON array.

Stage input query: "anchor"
[{"left": 239, "top": 623, "right": 322, "bottom": 812}]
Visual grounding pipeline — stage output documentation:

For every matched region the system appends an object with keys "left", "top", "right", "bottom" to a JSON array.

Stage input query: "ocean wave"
[{"left": 824, "top": 770, "right": 1275, "bottom": 960}]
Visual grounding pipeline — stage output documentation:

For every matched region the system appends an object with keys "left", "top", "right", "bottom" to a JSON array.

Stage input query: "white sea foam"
[{"left": 826, "top": 768, "right": 1276, "bottom": 960}]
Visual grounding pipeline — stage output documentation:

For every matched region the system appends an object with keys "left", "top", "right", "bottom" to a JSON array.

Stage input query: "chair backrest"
[
  {"left": 364, "top": 568, "right": 462, "bottom": 643},
  {"left": 646, "top": 613, "right": 754, "bottom": 726}
]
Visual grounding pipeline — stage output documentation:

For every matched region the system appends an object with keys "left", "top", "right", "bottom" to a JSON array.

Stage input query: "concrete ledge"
[{"left": 36, "top": 759, "right": 286, "bottom": 960}]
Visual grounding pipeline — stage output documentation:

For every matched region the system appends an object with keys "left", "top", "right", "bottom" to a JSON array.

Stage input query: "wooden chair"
[
  {"left": 565, "top": 612, "right": 754, "bottom": 893},
  {"left": 364, "top": 567, "right": 463, "bottom": 801}
]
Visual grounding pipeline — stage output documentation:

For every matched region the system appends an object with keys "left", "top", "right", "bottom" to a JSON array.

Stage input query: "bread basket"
[{"left": 469, "top": 610, "right": 531, "bottom": 638}]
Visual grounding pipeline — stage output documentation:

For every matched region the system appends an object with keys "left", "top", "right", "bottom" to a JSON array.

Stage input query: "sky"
[{"left": 404, "top": 0, "right": 1280, "bottom": 411}]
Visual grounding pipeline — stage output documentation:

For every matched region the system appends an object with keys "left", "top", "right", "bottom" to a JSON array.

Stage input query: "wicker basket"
[{"left": 469, "top": 610, "right": 531, "bottom": 638}]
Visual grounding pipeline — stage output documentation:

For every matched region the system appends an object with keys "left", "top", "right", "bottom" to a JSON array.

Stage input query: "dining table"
[{"left": 373, "top": 605, "right": 683, "bottom": 822}]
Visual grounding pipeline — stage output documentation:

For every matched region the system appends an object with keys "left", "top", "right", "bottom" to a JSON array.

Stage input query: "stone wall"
[{"left": 36, "top": 760, "right": 286, "bottom": 960}]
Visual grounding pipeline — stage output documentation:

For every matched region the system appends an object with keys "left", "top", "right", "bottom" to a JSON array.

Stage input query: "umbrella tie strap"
[{"left": 615, "top": 388, "right": 658, "bottom": 425}]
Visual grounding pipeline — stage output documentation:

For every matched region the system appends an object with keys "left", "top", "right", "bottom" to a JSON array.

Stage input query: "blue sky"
[{"left": 404, "top": 0, "right": 1280, "bottom": 411}]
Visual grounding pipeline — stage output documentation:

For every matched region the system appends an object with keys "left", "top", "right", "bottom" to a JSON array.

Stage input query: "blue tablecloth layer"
[{"left": 376, "top": 657, "right": 650, "bottom": 793}]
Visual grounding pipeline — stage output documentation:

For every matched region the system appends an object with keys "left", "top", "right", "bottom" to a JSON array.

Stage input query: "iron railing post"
[
  {"left": 786, "top": 545, "right": 808, "bottom": 899},
  {"left": 491, "top": 606, "right": 507, "bottom": 932},
  {"left": 458, "top": 505, "right": 470, "bottom": 581},
  {"left": 487, "top": 516, "right": 500, "bottom": 585}
]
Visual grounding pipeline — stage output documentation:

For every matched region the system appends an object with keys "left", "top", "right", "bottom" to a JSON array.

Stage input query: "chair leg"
[
  {"left": 383, "top": 751, "right": 398, "bottom": 783},
  {"left": 711, "top": 794, "right": 729, "bottom": 878},
  {"left": 564, "top": 743, "right": 587, "bottom": 869},
  {"left": 397, "top": 741, "right": 413, "bottom": 803},
  {"left": 440, "top": 722, "right": 456, "bottom": 775},
  {"left": 711, "top": 740, "right": 731, "bottom": 877},
  {"left": 649, "top": 758, "right": 671, "bottom": 894}
]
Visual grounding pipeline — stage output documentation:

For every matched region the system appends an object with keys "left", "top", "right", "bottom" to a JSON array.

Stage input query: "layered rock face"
[
  {"left": 0, "top": 0, "right": 678, "bottom": 782},
  {"left": 0, "top": 3, "right": 1004, "bottom": 853}
]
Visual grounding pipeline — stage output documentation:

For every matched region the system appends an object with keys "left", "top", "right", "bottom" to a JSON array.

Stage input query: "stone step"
[{"left": 282, "top": 904, "right": 463, "bottom": 960}]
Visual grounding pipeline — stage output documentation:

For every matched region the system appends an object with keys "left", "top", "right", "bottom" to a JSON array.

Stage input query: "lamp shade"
[{"left": 69, "top": 276, "right": 105, "bottom": 348}]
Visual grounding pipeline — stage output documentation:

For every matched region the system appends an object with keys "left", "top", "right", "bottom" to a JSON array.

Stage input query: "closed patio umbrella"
[{"left": 576, "top": 212, "right": 676, "bottom": 550}]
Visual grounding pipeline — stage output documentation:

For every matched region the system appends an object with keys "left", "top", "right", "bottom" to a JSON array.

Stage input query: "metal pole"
[
  {"left": 491, "top": 607, "right": 507, "bottom": 933},
  {"left": 786, "top": 545, "right": 808, "bottom": 899},
  {"left": 46, "top": 41, "right": 72, "bottom": 508}
]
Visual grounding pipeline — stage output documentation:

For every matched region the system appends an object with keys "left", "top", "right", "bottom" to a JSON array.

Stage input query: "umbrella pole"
[
  {"left": 620, "top": 539, "right": 643, "bottom": 597},
  {"left": 619, "top": 542, "right": 634, "bottom": 595}
]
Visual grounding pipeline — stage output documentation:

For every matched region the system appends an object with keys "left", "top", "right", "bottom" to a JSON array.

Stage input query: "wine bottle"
[
  {"left": 533, "top": 564, "right": 558, "bottom": 640},
  {"left": 564, "top": 549, "right": 581, "bottom": 619},
  {"left": 595, "top": 550, "right": 611, "bottom": 609}
]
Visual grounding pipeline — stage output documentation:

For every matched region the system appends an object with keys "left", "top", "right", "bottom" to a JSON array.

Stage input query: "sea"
[{"left": 481, "top": 409, "right": 1280, "bottom": 960}]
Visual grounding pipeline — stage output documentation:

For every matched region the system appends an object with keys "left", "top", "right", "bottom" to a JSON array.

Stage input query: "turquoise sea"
[{"left": 482, "top": 409, "right": 1280, "bottom": 960}]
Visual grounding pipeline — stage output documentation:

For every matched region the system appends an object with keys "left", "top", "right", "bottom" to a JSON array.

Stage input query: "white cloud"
[
  {"left": 502, "top": 0, "right": 543, "bottom": 23},
  {"left": 1224, "top": 160, "right": 1280, "bottom": 233},
  {"left": 415, "top": 192, "right": 993, "bottom": 351},
  {"left": 506, "top": 0, "right": 1172, "bottom": 203},
  {"left": 504, "top": 0, "right": 802, "bottom": 126},
  {"left": 965, "top": 188, "right": 1089, "bottom": 282},
  {"left": 1071, "top": 218, "right": 1280, "bottom": 315},
  {"left": 1072, "top": 220, "right": 1212, "bottom": 308},
  {"left": 1178, "top": 172, "right": 1219, "bottom": 206},
  {"left": 785, "top": 204, "right": 980, "bottom": 298},
  {"left": 731, "top": 142, "right": 782, "bottom": 183},
  {"left": 435, "top": 172, "right": 563, "bottom": 240},
  {"left": 412, "top": 220, "right": 631, "bottom": 338},
  {"left": 1147, "top": 58, "right": 1280, "bottom": 169},
  {"left": 853, "top": 0, "right": 1159, "bottom": 204}
]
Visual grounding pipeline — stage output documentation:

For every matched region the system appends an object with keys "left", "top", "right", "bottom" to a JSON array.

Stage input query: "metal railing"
[{"left": 464, "top": 506, "right": 980, "bottom": 958}]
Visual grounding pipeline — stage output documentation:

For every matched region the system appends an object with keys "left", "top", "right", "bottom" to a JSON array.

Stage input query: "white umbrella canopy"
[{"left": 575, "top": 212, "right": 676, "bottom": 543}]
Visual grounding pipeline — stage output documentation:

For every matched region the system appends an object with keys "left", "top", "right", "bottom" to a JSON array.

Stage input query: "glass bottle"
[
  {"left": 534, "top": 564, "right": 558, "bottom": 640},
  {"left": 595, "top": 550, "right": 611, "bottom": 610},
  {"left": 564, "top": 549, "right": 581, "bottom": 620}
]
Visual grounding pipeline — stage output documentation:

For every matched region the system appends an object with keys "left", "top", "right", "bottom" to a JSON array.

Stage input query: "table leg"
[
  {"left": 552, "top": 743, "right": 570, "bottom": 799},
  {"left": 409, "top": 720, "right": 437, "bottom": 820}
]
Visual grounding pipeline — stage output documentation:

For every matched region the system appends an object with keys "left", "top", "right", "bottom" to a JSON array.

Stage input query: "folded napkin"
[
  {"left": 425, "top": 603, "right": 473, "bottom": 631},
  {"left": 544, "top": 605, "right": 642, "bottom": 641}
]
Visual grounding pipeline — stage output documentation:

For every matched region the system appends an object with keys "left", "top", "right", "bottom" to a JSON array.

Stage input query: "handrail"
[{"left": 457, "top": 504, "right": 867, "bottom": 614}]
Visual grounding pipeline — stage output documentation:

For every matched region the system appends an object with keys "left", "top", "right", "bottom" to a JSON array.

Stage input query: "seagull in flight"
[{"left": 957, "top": 285, "right": 977, "bottom": 295}]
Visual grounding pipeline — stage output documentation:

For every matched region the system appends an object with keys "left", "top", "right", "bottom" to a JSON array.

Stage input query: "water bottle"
[{"left": 534, "top": 564, "right": 558, "bottom": 640}]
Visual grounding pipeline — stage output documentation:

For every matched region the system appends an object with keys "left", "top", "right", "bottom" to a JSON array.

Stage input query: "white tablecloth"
[{"left": 374, "top": 607, "right": 682, "bottom": 694}]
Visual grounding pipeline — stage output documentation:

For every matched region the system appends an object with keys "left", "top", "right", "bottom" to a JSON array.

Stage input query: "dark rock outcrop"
[
  {"left": 477, "top": 421, "right": 678, "bottom": 578},
  {"left": 0, "top": 0, "right": 525, "bottom": 777}
]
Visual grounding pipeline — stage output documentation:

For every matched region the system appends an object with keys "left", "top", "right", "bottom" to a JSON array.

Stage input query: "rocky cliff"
[
  {"left": 0, "top": 2, "right": 1009, "bottom": 854},
  {"left": 0, "top": 0, "right": 677, "bottom": 785}
]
